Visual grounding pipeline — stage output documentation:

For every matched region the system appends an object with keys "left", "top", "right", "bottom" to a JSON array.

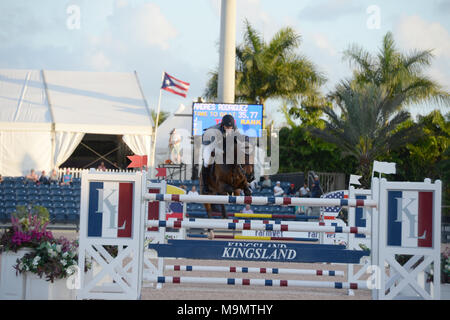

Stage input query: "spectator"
[
  {"left": 242, "top": 204, "right": 254, "bottom": 214},
  {"left": 311, "top": 175, "right": 323, "bottom": 198},
  {"left": 97, "top": 161, "right": 107, "bottom": 171},
  {"left": 179, "top": 185, "right": 187, "bottom": 191},
  {"left": 49, "top": 169, "right": 59, "bottom": 185},
  {"left": 25, "top": 169, "right": 39, "bottom": 184},
  {"left": 169, "top": 128, "right": 182, "bottom": 164},
  {"left": 299, "top": 183, "right": 311, "bottom": 197},
  {"left": 60, "top": 168, "right": 73, "bottom": 186},
  {"left": 260, "top": 175, "right": 272, "bottom": 191},
  {"left": 38, "top": 170, "right": 50, "bottom": 185},
  {"left": 286, "top": 183, "right": 296, "bottom": 196},
  {"left": 273, "top": 181, "right": 284, "bottom": 197},
  {"left": 188, "top": 185, "right": 199, "bottom": 196}
]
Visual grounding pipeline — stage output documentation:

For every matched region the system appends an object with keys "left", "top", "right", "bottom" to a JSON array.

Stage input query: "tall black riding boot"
[{"left": 202, "top": 165, "right": 210, "bottom": 193}]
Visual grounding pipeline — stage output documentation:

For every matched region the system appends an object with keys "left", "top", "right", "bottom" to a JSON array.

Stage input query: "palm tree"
[
  {"left": 340, "top": 32, "right": 450, "bottom": 109},
  {"left": 204, "top": 20, "right": 325, "bottom": 108},
  {"left": 151, "top": 110, "right": 170, "bottom": 126},
  {"left": 311, "top": 81, "right": 423, "bottom": 187}
]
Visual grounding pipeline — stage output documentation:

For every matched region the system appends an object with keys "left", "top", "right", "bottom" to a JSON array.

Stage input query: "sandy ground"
[{"left": 1, "top": 229, "right": 448, "bottom": 301}]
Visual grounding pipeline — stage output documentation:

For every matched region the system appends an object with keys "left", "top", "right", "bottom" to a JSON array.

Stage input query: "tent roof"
[{"left": 0, "top": 69, "right": 153, "bottom": 135}]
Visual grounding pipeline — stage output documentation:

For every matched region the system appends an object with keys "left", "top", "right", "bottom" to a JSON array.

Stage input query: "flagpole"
[{"left": 151, "top": 71, "right": 165, "bottom": 178}]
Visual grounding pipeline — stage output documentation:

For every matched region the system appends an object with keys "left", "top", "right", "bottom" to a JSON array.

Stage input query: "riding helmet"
[{"left": 221, "top": 114, "right": 235, "bottom": 128}]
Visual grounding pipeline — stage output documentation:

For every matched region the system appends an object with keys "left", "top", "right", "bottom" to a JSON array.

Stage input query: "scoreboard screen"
[{"left": 192, "top": 102, "right": 264, "bottom": 137}]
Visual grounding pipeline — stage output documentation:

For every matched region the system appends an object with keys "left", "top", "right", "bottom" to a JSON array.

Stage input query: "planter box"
[
  {"left": 0, "top": 248, "right": 33, "bottom": 300},
  {"left": 25, "top": 274, "right": 76, "bottom": 300}
]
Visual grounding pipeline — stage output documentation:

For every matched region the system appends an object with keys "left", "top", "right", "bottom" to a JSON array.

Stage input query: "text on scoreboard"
[{"left": 192, "top": 103, "right": 264, "bottom": 137}]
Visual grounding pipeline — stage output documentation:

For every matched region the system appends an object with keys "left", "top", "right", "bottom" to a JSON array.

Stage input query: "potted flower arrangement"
[
  {"left": 0, "top": 206, "right": 88, "bottom": 299},
  {"left": 0, "top": 206, "right": 53, "bottom": 299},
  {"left": 15, "top": 237, "right": 80, "bottom": 300}
]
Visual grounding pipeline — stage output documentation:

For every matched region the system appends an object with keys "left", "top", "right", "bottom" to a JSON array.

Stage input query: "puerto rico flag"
[
  {"left": 88, "top": 181, "right": 133, "bottom": 238},
  {"left": 161, "top": 72, "right": 190, "bottom": 98},
  {"left": 387, "top": 190, "right": 433, "bottom": 248}
]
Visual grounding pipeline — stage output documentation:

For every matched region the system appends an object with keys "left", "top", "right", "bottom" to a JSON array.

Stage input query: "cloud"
[
  {"left": 395, "top": 15, "right": 450, "bottom": 89},
  {"left": 298, "top": 0, "right": 364, "bottom": 22},
  {"left": 88, "top": 51, "right": 112, "bottom": 70},
  {"left": 396, "top": 15, "right": 450, "bottom": 58},
  {"left": 311, "top": 32, "right": 338, "bottom": 56},
  {"left": 107, "top": 3, "right": 178, "bottom": 51}
]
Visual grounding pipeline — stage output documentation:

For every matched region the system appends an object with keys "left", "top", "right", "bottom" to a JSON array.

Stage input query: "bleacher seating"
[
  {"left": 0, "top": 176, "right": 82, "bottom": 225},
  {"left": 0, "top": 177, "right": 308, "bottom": 226}
]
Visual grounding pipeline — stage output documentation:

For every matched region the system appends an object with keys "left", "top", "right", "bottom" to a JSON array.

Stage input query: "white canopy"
[{"left": 0, "top": 69, "right": 154, "bottom": 176}]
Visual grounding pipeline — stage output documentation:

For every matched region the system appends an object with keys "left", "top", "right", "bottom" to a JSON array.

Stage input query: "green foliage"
[
  {"left": 382, "top": 111, "right": 450, "bottom": 211},
  {"left": 151, "top": 109, "right": 171, "bottom": 126},
  {"left": 341, "top": 32, "right": 450, "bottom": 109},
  {"left": 278, "top": 125, "right": 358, "bottom": 174},
  {"left": 14, "top": 205, "right": 50, "bottom": 225},
  {"left": 204, "top": 20, "right": 325, "bottom": 106}
]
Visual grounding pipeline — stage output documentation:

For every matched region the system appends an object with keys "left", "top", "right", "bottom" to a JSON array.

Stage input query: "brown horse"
[{"left": 199, "top": 135, "right": 254, "bottom": 219}]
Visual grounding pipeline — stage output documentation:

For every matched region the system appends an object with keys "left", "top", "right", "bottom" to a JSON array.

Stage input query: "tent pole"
[{"left": 42, "top": 70, "right": 56, "bottom": 171}]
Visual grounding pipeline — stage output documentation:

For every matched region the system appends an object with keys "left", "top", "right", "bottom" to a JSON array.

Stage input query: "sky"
[{"left": 0, "top": 0, "right": 449, "bottom": 127}]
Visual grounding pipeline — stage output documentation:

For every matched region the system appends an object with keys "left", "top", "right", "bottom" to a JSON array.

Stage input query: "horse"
[{"left": 199, "top": 134, "right": 255, "bottom": 220}]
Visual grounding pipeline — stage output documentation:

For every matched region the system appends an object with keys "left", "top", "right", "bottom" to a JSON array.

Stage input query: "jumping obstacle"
[
  {"left": 149, "top": 276, "right": 367, "bottom": 290},
  {"left": 182, "top": 217, "right": 339, "bottom": 226},
  {"left": 149, "top": 239, "right": 369, "bottom": 264},
  {"left": 147, "top": 219, "right": 370, "bottom": 235},
  {"left": 187, "top": 233, "right": 319, "bottom": 242},
  {"left": 144, "top": 193, "right": 377, "bottom": 208},
  {"left": 188, "top": 212, "right": 321, "bottom": 221},
  {"left": 166, "top": 265, "right": 344, "bottom": 276},
  {"left": 76, "top": 170, "right": 442, "bottom": 300},
  {"left": 228, "top": 213, "right": 310, "bottom": 220}
]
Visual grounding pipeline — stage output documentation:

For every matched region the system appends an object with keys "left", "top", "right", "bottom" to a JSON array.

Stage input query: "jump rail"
[
  {"left": 147, "top": 219, "right": 370, "bottom": 235},
  {"left": 166, "top": 265, "right": 344, "bottom": 276},
  {"left": 144, "top": 193, "right": 377, "bottom": 208}
]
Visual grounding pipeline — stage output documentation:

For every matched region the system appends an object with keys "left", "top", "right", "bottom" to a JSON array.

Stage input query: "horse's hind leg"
[
  {"left": 204, "top": 203, "right": 213, "bottom": 218},
  {"left": 220, "top": 204, "right": 227, "bottom": 219}
]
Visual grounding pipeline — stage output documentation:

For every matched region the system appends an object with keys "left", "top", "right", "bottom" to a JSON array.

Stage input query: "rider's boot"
[{"left": 202, "top": 165, "right": 210, "bottom": 193}]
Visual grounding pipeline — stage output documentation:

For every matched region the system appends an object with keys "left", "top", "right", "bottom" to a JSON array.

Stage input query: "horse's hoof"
[{"left": 208, "top": 230, "right": 215, "bottom": 240}]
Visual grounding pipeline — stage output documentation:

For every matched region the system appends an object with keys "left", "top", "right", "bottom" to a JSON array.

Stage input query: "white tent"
[{"left": 0, "top": 69, "right": 154, "bottom": 176}]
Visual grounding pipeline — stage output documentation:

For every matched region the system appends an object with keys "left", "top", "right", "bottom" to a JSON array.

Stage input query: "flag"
[
  {"left": 320, "top": 190, "right": 348, "bottom": 214},
  {"left": 373, "top": 161, "right": 396, "bottom": 175},
  {"left": 127, "top": 155, "right": 148, "bottom": 168},
  {"left": 87, "top": 181, "right": 133, "bottom": 238},
  {"left": 161, "top": 72, "right": 190, "bottom": 98},
  {"left": 349, "top": 174, "right": 362, "bottom": 186},
  {"left": 387, "top": 190, "right": 433, "bottom": 248},
  {"left": 155, "top": 167, "right": 167, "bottom": 177}
]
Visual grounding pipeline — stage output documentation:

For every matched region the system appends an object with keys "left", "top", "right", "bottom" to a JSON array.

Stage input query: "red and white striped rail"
[
  {"left": 147, "top": 219, "right": 370, "bottom": 235},
  {"left": 166, "top": 265, "right": 344, "bottom": 276},
  {"left": 150, "top": 276, "right": 367, "bottom": 289},
  {"left": 144, "top": 193, "right": 377, "bottom": 208},
  {"left": 177, "top": 217, "right": 343, "bottom": 227}
]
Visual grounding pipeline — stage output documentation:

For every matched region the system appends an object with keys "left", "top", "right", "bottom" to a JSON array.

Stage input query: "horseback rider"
[{"left": 201, "top": 114, "right": 239, "bottom": 193}]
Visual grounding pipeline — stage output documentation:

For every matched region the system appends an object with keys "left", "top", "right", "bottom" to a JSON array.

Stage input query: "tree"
[
  {"left": 204, "top": 20, "right": 325, "bottom": 107},
  {"left": 340, "top": 31, "right": 450, "bottom": 109},
  {"left": 151, "top": 110, "right": 170, "bottom": 126},
  {"left": 311, "top": 81, "right": 423, "bottom": 187}
]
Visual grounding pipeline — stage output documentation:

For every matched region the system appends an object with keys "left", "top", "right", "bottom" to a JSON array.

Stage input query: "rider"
[{"left": 201, "top": 114, "right": 238, "bottom": 193}]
